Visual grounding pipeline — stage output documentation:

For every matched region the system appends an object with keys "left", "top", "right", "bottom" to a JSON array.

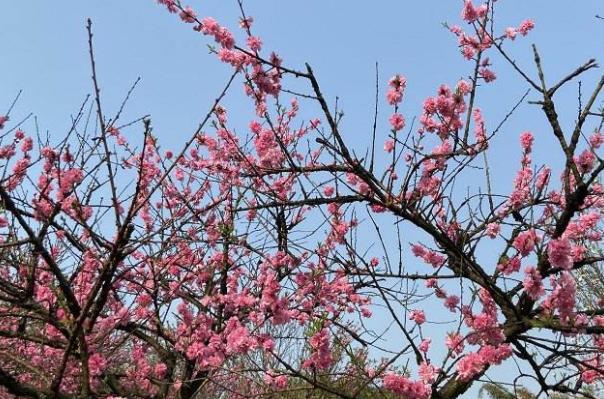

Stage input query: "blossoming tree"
[{"left": 0, "top": 0, "right": 603, "bottom": 398}]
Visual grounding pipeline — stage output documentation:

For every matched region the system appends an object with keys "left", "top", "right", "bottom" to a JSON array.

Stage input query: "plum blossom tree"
[{"left": 0, "top": 0, "right": 603, "bottom": 398}]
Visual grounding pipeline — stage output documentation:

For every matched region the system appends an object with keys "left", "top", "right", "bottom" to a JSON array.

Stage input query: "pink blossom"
[
  {"left": 419, "top": 338, "right": 431, "bottom": 353},
  {"left": 546, "top": 272, "right": 576, "bottom": 323},
  {"left": 388, "top": 74, "right": 407, "bottom": 89},
  {"left": 575, "top": 150, "right": 596, "bottom": 173},
  {"left": 247, "top": 35, "right": 263, "bottom": 52},
  {"left": 411, "top": 244, "right": 446, "bottom": 268},
  {"left": 426, "top": 251, "right": 446, "bottom": 267},
  {"left": 507, "top": 165, "right": 533, "bottom": 209},
  {"left": 589, "top": 131, "right": 604, "bottom": 148},
  {"left": 479, "top": 344, "right": 512, "bottom": 365},
  {"left": 154, "top": 363, "right": 168, "bottom": 378},
  {"left": 20, "top": 137, "right": 33, "bottom": 153},
  {"left": 383, "top": 374, "right": 430, "bottom": 399},
  {"left": 446, "top": 333, "right": 465, "bottom": 355},
  {"left": 384, "top": 139, "right": 395, "bottom": 153},
  {"left": 410, "top": 309, "right": 426, "bottom": 325},
  {"left": 456, "top": 79, "right": 472, "bottom": 95},
  {"left": 476, "top": 4, "right": 488, "bottom": 18},
  {"left": 40, "top": 146, "right": 55, "bottom": 159},
  {"left": 411, "top": 244, "right": 426, "bottom": 258},
  {"left": 88, "top": 353, "right": 107, "bottom": 377},
  {"left": 179, "top": 6, "right": 196, "bottom": 23},
  {"left": 497, "top": 256, "right": 521, "bottom": 275},
  {"left": 519, "top": 131, "right": 534, "bottom": 151},
  {"left": 518, "top": 19, "right": 535, "bottom": 36},
  {"left": 547, "top": 238, "right": 573, "bottom": 270},
  {"left": 449, "top": 25, "right": 463, "bottom": 35},
  {"left": 580, "top": 358, "right": 604, "bottom": 383},
  {"left": 224, "top": 319, "right": 255, "bottom": 355},
  {"left": 386, "top": 74, "right": 406, "bottom": 105},
  {"left": 456, "top": 352, "right": 485, "bottom": 381},
  {"left": 523, "top": 266, "right": 544, "bottom": 300},
  {"left": 513, "top": 229, "right": 539, "bottom": 257},
  {"left": 0, "top": 144, "right": 16, "bottom": 159},
  {"left": 461, "top": 1, "right": 479, "bottom": 23},
  {"left": 323, "top": 185, "right": 335, "bottom": 197},
  {"left": 505, "top": 27, "right": 517, "bottom": 40},
  {"left": 200, "top": 17, "right": 220, "bottom": 35},
  {"left": 445, "top": 295, "right": 460, "bottom": 312},
  {"left": 419, "top": 362, "right": 439, "bottom": 384},
  {"left": 200, "top": 18, "right": 235, "bottom": 49},
  {"left": 264, "top": 373, "right": 288, "bottom": 389},
  {"left": 303, "top": 328, "right": 333, "bottom": 370},
  {"left": 389, "top": 113, "right": 406, "bottom": 132},
  {"left": 479, "top": 67, "right": 496, "bottom": 82},
  {"left": 357, "top": 181, "right": 370, "bottom": 195},
  {"left": 485, "top": 223, "right": 500, "bottom": 238},
  {"left": 386, "top": 89, "right": 402, "bottom": 105},
  {"left": 239, "top": 16, "right": 254, "bottom": 30},
  {"left": 157, "top": 0, "right": 178, "bottom": 13},
  {"left": 535, "top": 167, "right": 551, "bottom": 191}
]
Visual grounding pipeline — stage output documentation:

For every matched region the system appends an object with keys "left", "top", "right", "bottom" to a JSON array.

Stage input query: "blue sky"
[
  {"left": 2, "top": 1, "right": 602, "bottom": 159},
  {"left": 1, "top": 1, "right": 603, "bottom": 396}
]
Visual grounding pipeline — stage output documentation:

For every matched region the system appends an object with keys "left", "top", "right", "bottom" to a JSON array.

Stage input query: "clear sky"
[{"left": 1, "top": 1, "right": 603, "bottom": 397}]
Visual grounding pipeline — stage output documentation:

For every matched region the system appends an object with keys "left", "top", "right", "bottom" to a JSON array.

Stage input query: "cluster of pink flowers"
[
  {"left": 479, "top": 61, "right": 497, "bottom": 83},
  {"left": 383, "top": 374, "right": 430, "bottom": 399},
  {"left": 264, "top": 372, "right": 288, "bottom": 390},
  {"left": 580, "top": 357, "right": 604, "bottom": 384},
  {"left": 418, "top": 362, "right": 439, "bottom": 384},
  {"left": 446, "top": 332, "right": 465, "bottom": 356},
  {"left": 419, "top": 83, "right": 467, "bottom": 139},
  {"left": 197, "top": 17, "right": 235, "bottom": 49},
  {"left": 565, "top": 211, "right": 602, "bottom": 241},
  {"left": 518, "top": 19, "right": 535, "bottom": 35},
  {"left": 575, "top": 149, "right": 597, "bottom": 173},
  {"left": 409, "top": 309, "right": 426, "bottom": 325},
  {"left": 513, "top": 229, "right": 540, "bottom": 257},
  {"left": 250, "top": 120, "right": 286, "bottom": 168},
  {"left": 457, "top": 344, "right": 512, "bottom": 381},
  {"left": 461, "top": 0, "right": 488, "bottom": 23},
  {"left": 463, "top": 289, "right": 505, "bottom": 346},
  {"left": 387, "top": 74, "right": 407, "bottom": 106},
  {"left": 303, "top": 328, "right": 334, "bottom": 370},
  {"left": 497, "top": 256, "right": 521, "bottom": 275},
  {"left": 419, "top": 338, "right": 431, "bottom": 353},
  {"left": 504, "top": 131, "right": 535, "bottom": 211},
  {"left": 547, "top": 237, "right": 573, "bottom": 270},
  {"left": 589, "top": 130, "right": 604, "bottom": 148},
  {"left": 385, "top": 75, "right": 408, "bottom": 152},
  {"left": 411, "top": 243, "right": 446, "bottom": 268},
  {"left": 444, "top": 295, "right": 461, "bottom": 312},
  {"left": 156, "top": 0, "right": 283, "bottom": 116},
  {"left": 542, "top": 272, "right": 577, "bottom": 323},
  {"left": 523, "top": 266, "right": 545, "bottom": 300},
  {"left": 472, "top": 108, "right": 488, "bottom": 150},
  {"left": 389, "top": 113, "right": 406, "bottom": 132},
  {"left": 505, "top": 19, "right": 535, "bottom": 39},
  {"left": 384, "top": 139, "right": 395, "bottom": 153}
]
